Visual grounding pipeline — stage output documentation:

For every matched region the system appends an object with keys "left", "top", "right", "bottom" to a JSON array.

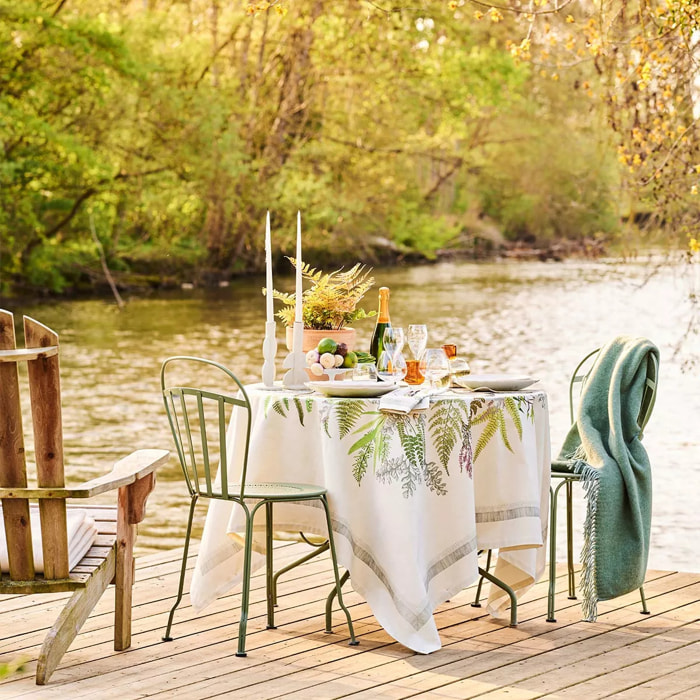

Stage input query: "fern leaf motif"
[
  {"left": 428, "top": 399, "right": 462, "bottom": 475},
  {"left": 474, "top": 411, "right": 500, "bottom": 461},
  {"left": 272, "top": 400, "right": 287, "bottom": 418},
  {"left": 424, "top": 461, "right": 447, "bottom": 496},
  {"left": 319, "top": 401, "right": 333, "bottom": 438},
  {"left": 293, "top": 398, "right": 305, "bottom": 425},
  {"left": 401, "top": 458, "right": 421, "bottom": 498},
  {"left": 396, "top": 415, "right": 425, "bottom": 474},
  {"left": 458, "top": 420, "right": 473, "bottom": 477},
  {"left": 376, "top": 456, "right": 405, "bottom": 484},
  {"left": 471, "top": 402, "right": 501, "bottom": 425},
  {"left": 352, "top": 441, "right": 374, "bottom": 484},
  {"left": 504, "top": 397, "right": 523, "bottom": 439},
  {"left": 336, "top": 399, "right": 369, "bottom": 439},
  {"left": 498, "top": 411, "right": 513, "bottom": 453}
]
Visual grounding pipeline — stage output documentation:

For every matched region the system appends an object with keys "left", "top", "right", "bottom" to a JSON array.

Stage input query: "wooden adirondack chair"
[{"left": 0, "top": 310, "right": 168, "bottom": 684}]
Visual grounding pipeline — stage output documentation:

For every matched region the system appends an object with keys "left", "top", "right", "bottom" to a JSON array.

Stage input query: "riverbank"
[{"left": 1, "top": 235, "right": 612, "bottom": 303}]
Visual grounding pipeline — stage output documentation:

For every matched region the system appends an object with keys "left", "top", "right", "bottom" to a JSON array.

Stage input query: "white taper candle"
[
  {"left": 295, "top": 211, "right": 303, "bottom": 324},
  {"left": 265, "top": 211, "right": 273, "bottom": 323}
]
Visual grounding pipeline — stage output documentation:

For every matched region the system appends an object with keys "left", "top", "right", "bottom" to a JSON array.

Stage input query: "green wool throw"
[{"left": 552, "top": 336, "right": 659, "bottom": 621}]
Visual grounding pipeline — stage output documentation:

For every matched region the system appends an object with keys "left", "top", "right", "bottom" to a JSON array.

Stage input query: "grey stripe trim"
[
  {"left": 333, "top": 516, "right": 478, "bottom": 631},
  {"left": 475, "top": 505, "right": 540, "bottom": 523},
  {"left": 425, "top": 537, "right": 479, "bottom": 588},
  {"left": 294, "top": 500, "right": 478, "bottom": 631}
]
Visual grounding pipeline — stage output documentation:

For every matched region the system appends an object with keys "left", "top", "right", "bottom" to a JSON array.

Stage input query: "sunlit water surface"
[{"left": 10, "top": 259, "right": 700, "bottom": 573}]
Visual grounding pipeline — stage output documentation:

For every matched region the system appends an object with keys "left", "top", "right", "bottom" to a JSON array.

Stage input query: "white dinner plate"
[
  {"left": 307, "top": 380, "right": 398, "bottom": 398},
  {"left": 454, "top": 374, "right": 538, "bottom": 391}
]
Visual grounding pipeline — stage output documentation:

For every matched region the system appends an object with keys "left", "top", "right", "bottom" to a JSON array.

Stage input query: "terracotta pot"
[
  {"left": 285, "top": 327, "right": 357, "bottom": 353},
  {"left": 284, "top": 327, "right": 357, "bottom": 382}
]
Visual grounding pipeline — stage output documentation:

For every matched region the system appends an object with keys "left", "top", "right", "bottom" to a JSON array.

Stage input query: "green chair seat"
[
  {"left": 236, "top": 482, "right": 328, "bottom": 500},
  {"left": 550, "top": 460, "right": 577, "bottom": 474}
]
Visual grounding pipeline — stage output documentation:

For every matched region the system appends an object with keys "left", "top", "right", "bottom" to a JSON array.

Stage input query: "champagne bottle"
[{"left": 370, "top": 287, "right": 392, "bottom": 365}]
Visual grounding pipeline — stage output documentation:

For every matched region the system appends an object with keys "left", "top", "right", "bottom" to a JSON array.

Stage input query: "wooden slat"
[
  {"left": 24, "top": 316, "right": 69, "bottom": 581},
  {"left": 0, "top": 309, "right": 35, "bottom": 581}
]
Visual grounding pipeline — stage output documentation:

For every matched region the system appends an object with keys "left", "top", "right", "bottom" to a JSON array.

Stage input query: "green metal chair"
[
  {"left": 546, "top": 347, "right": 659, "bottom": 622},
  {"left": 160, "top": 356, "right": 357, "bottom": 656}
]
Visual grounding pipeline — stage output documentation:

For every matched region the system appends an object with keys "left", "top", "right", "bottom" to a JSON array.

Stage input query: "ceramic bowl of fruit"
[{"left": 305, "top": 337, "right": 357, "bottom": 381}]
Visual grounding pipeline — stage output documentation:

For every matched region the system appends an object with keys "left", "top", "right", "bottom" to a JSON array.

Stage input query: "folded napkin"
[
  {"left": 0, "top": 505, "right": 99, "bottom": 574},
  {"left": 379, "top": 387, "right": 433, "bottom": 414}
]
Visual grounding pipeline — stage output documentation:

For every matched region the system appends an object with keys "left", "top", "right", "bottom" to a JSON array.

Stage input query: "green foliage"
[
  {"left": 272, "top": 260, "right": 376, "bottom": 329},
  {"left": 1, "top": 0, "right": 670, "bottom": 295}
]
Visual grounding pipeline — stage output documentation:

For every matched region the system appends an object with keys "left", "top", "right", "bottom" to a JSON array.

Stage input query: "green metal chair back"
[
  {"left": 569, "top": 347, "right": 659, "bottom": 436},
  {"left": 160, "top": 356, "right": 252, "bottom": 502}
]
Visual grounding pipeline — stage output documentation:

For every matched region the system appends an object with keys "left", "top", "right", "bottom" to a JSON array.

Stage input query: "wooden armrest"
[
  {"left": 76, "top": 449, "right": 169, "bottom": 495},
  {"left": 0, "top": 346, "right": 59, "bottom": 363},
  {"left": 0, "top": 449, "right": 169, "bottom": 499}
]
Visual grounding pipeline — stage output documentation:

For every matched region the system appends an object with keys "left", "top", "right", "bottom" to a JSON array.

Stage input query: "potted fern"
[{"left": 272, "top": 260, "right": 376, "bottom": 352}]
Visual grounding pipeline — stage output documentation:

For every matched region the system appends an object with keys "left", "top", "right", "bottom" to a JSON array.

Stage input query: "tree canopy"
[{"left": 1, "top": 0, "right": 697, "bottom": 295}]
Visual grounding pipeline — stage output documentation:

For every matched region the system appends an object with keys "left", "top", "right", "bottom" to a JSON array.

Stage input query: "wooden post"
[
  {"left": 114, "top": 471, "right": 155, "bottom": 650},
  {"left": 0, "top": 310, "right": 35, "bottom": 580},
  {"left": 24, "top": 316, "right": 69, "bottom": 580}
]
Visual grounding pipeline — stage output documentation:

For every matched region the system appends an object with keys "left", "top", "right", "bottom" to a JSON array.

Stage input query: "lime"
[
  {"left": 317, "top": 337, "right": 338, "bottom": 355},
  {"left": 342, "top": 351, "right": 358, "bottom": 368}
]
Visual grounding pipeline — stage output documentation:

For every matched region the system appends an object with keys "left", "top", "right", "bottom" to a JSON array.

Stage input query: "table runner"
[{"left": 190, "top": 386, "right": 550, "bottom": 653}]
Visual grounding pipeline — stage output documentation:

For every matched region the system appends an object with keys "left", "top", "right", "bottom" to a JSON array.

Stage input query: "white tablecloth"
[{"left": 190, "top": 385, "right": 550, "bottom": 653}]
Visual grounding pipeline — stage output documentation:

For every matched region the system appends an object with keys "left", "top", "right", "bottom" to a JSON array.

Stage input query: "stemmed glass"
[
  {"left": 383, "top": 327, "right": 405, "bottom": 357},
  {"left": 419, "top": 348, "right": 450, "bottom": 391},
  {"left": 406, "top": 324, "right": 428, "bottom": 361},
  {"left": 377, "top": 350, "right": 407, "bottom": 383}
]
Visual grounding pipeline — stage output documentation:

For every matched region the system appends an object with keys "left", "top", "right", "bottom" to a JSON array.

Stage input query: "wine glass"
[
  {"left": 420, "top": 348, "right": 450, "bottom": 391},
  {"left": 384, "top": 326, "right": 405, "bottom": 356},
  {"left": 407, "top": 324, "right": 428, "bottom": 361},
  {"left": 391, "top": 351, "right": 407, "bottom": 381},
  {"left": 382, "top": 328, "right": 397, "bottom": 356},
  {"left": 377, "top": 350, "right": 407, "bottom": 383},
  {"left": 449, "top": 357, "right": 471, "bottom": 387},
  {"left": 377, "top": 350, "right": 394, "bottom": 382}
]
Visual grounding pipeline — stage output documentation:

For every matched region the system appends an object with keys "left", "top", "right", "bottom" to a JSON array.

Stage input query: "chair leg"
[
  {"left": 163, "top": 495, "right": 198, "bottom": 641},
  {"left": 472, "top": 549, "right": 492, "bottom": 608},
  {"left": 475, "top": 564, "right": 518, "bottom": 626},
  {"left": 326, "top": 569, "right": 350, "bottom": 633},
  {"left": 547, "top": 482, "right": 564, "bottom": 622},
  {"left": 639, "top": 585, "right": 650, "bottom": 614},
  {"left": 265, "top": 501, "right": 276, "bottom": 630},
  {"left": 566, "top": 479, "right": 576, "bottom": 599},
  {"left": 320, "top": 495, "right": 358, "bottom": 646},
  {"left": 237, "top": 504, "right": 256, "bottom": 657},
  {"left": 37, "top": 553, "right": 115, "bottom": 684}
]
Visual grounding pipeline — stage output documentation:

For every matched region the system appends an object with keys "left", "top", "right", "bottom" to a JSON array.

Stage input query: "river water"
[{"left": 8, "top": 258, "right": 700, "bottom": 573}]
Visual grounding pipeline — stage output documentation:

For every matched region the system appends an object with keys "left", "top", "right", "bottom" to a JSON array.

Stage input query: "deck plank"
[{"left": 0, "top": 543, "right": 699, "bottom": 699}]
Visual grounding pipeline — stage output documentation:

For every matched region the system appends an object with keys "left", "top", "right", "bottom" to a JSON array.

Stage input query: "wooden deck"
[{"left": 1, "top": 541, "right": 699, "bottom": 699}]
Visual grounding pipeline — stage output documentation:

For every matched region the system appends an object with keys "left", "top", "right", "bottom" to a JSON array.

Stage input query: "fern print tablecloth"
[{"left": 190, "top": 385, "right": 550, "bottom": 653}]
